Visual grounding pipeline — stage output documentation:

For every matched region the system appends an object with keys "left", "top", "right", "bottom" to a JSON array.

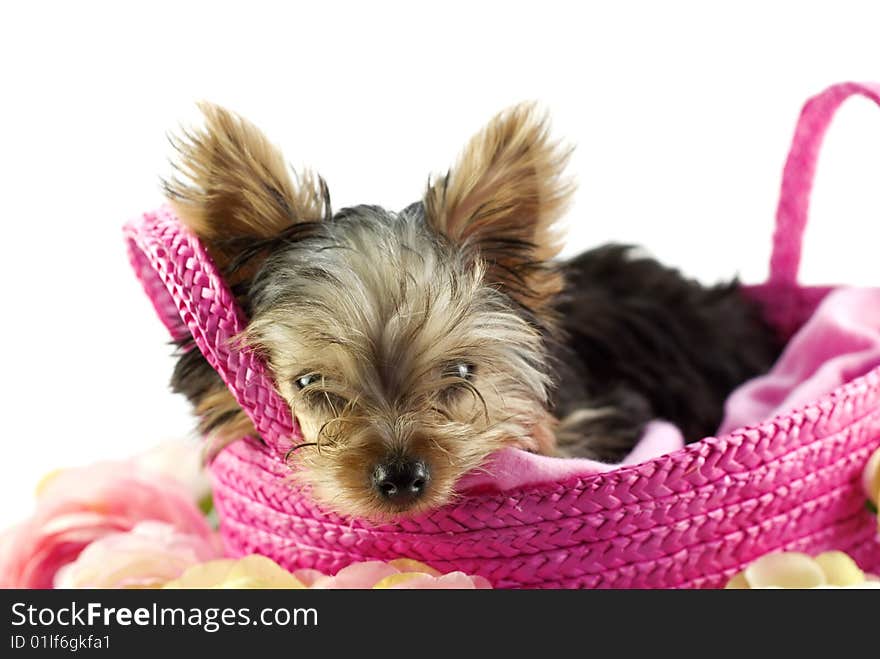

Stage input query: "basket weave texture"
[{"left": 125, "top": 82, "right": 880, "bottom": 588}]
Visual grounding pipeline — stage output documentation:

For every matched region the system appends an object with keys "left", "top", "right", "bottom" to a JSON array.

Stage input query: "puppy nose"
[{"left": 371, "top": 459, "right": 430, "bottom": 503}]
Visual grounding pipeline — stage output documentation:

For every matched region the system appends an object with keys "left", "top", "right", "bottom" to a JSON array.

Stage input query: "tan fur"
[
  {"left": 553, "top": 407, "right": 617, "bottom": 457},
  {"left": 194, "top": 386, "right": 256, "bottom": 458},
  {"left": 424, "top": 103, "right": 574, "bottom": 322},
  {"left": 242, "top": 219, "right": 554, "bottom": 518},
  {"left": 164, "top": 102, "right": 329, "bottom": 281}
]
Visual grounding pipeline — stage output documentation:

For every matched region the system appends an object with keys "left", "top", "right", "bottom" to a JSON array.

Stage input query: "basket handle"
[
  {"left": 770, "top": 81, "right": 880, "bottom": 286},
  {"left": 125, "top": 207, "right": 298, "bottom": 456}
]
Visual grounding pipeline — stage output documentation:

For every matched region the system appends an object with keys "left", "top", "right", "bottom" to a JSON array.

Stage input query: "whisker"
[
  {"left": 428, "top": 437, "right": 455, "bottom": 460},
  {"left": 284, "top": 442, "right": 319, "bottom": 464}
]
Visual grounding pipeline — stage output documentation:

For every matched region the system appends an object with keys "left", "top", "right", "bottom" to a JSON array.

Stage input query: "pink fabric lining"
[
  {"left": 460, "top": 421, "right": 684, "bottom": 492},
  {"left": 720, "top": 287, "right": 880, "bottom": 435}
]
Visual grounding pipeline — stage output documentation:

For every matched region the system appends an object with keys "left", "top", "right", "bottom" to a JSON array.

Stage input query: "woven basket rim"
[
  {"left": 215, "top": 419, "right": 877, "bottom": 537},
  {"left": 124, "top": 206, "right": 880, "bottom": 508}
]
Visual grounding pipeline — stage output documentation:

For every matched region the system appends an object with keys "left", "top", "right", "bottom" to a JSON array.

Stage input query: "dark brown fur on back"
[{"left": 549, "top": 244, "right": 781, "bottom": 461}]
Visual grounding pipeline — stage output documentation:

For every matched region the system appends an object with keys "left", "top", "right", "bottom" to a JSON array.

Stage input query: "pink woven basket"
[{"left": 125, "top": 82, "right": 880, "bottom": 588}]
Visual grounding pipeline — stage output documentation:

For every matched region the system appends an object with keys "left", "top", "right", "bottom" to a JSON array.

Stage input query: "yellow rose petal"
[
  {"left": 743, "top": 552, "right": 826, "bottom": 589},
  {"left": 814, "top": 551, "right": 865, "bottom": 587},
  {"left": 226, "top": 555, "right": 304, "bottom": 588},
  {"left": 388, "top": 559, "right": 441, "bottom": 577},
  {"left": 164, "top": 559, "right": 237, "bottom": 589},
  {"left": 164, "top": 556, "right": 305, "bottom": 589},
  {"left": 373, "top": 572, "right": 432, "bottom": 589},
  {"left": 724, "top": 571, "right": 751, "bottom": 589}
]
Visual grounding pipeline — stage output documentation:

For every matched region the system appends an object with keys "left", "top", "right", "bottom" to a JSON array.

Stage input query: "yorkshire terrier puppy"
[{"left": 164, "top": 103, "right": 780, "bottom": 519}]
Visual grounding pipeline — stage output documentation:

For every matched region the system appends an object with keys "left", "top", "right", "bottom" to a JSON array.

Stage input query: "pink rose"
[
  {"left": 294, "top": 559, "right": 492, "bottom": 589},
  {"left": 135, "top": 439, "right": 212, "bottom": 504},
  {"left": 166, "top": 556, "right": 492, "bottom": 590},
  {"left": 54, "top": 521, "right": 221, "bottom": 589},
  {"left": 0, "top": 461, "right": 213, "bottom": 588}
]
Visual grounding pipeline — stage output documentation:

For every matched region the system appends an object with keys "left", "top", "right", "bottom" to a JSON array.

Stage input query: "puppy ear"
[
  {"left": 424, "top": 103, "right": 574, "bottom": 322},
  {"left": 164, "top": 102, "right": 330, "bottom": 282},
  {"left": 163, "top": 104, "right": 326, "bottom": 453}
]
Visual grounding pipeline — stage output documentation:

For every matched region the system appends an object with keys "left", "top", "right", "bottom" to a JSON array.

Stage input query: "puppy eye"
[
  {"left": 446, "top": 363, "right": 475, "bottom": 381},
  {"left": 296, "top": 373, "right": 321, "bottom": 389},
  {"left": 438, "top": 362, "right": 479, "bottom": 406}
]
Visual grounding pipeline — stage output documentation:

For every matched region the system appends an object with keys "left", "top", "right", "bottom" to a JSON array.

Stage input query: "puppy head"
[{"left": 166, "top": 103, "right": 573, "bottom": 519}]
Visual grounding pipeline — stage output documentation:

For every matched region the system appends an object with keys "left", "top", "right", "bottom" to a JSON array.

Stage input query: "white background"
[{"left": 2, "top": 1, "right": 880, "bottom": 528}]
